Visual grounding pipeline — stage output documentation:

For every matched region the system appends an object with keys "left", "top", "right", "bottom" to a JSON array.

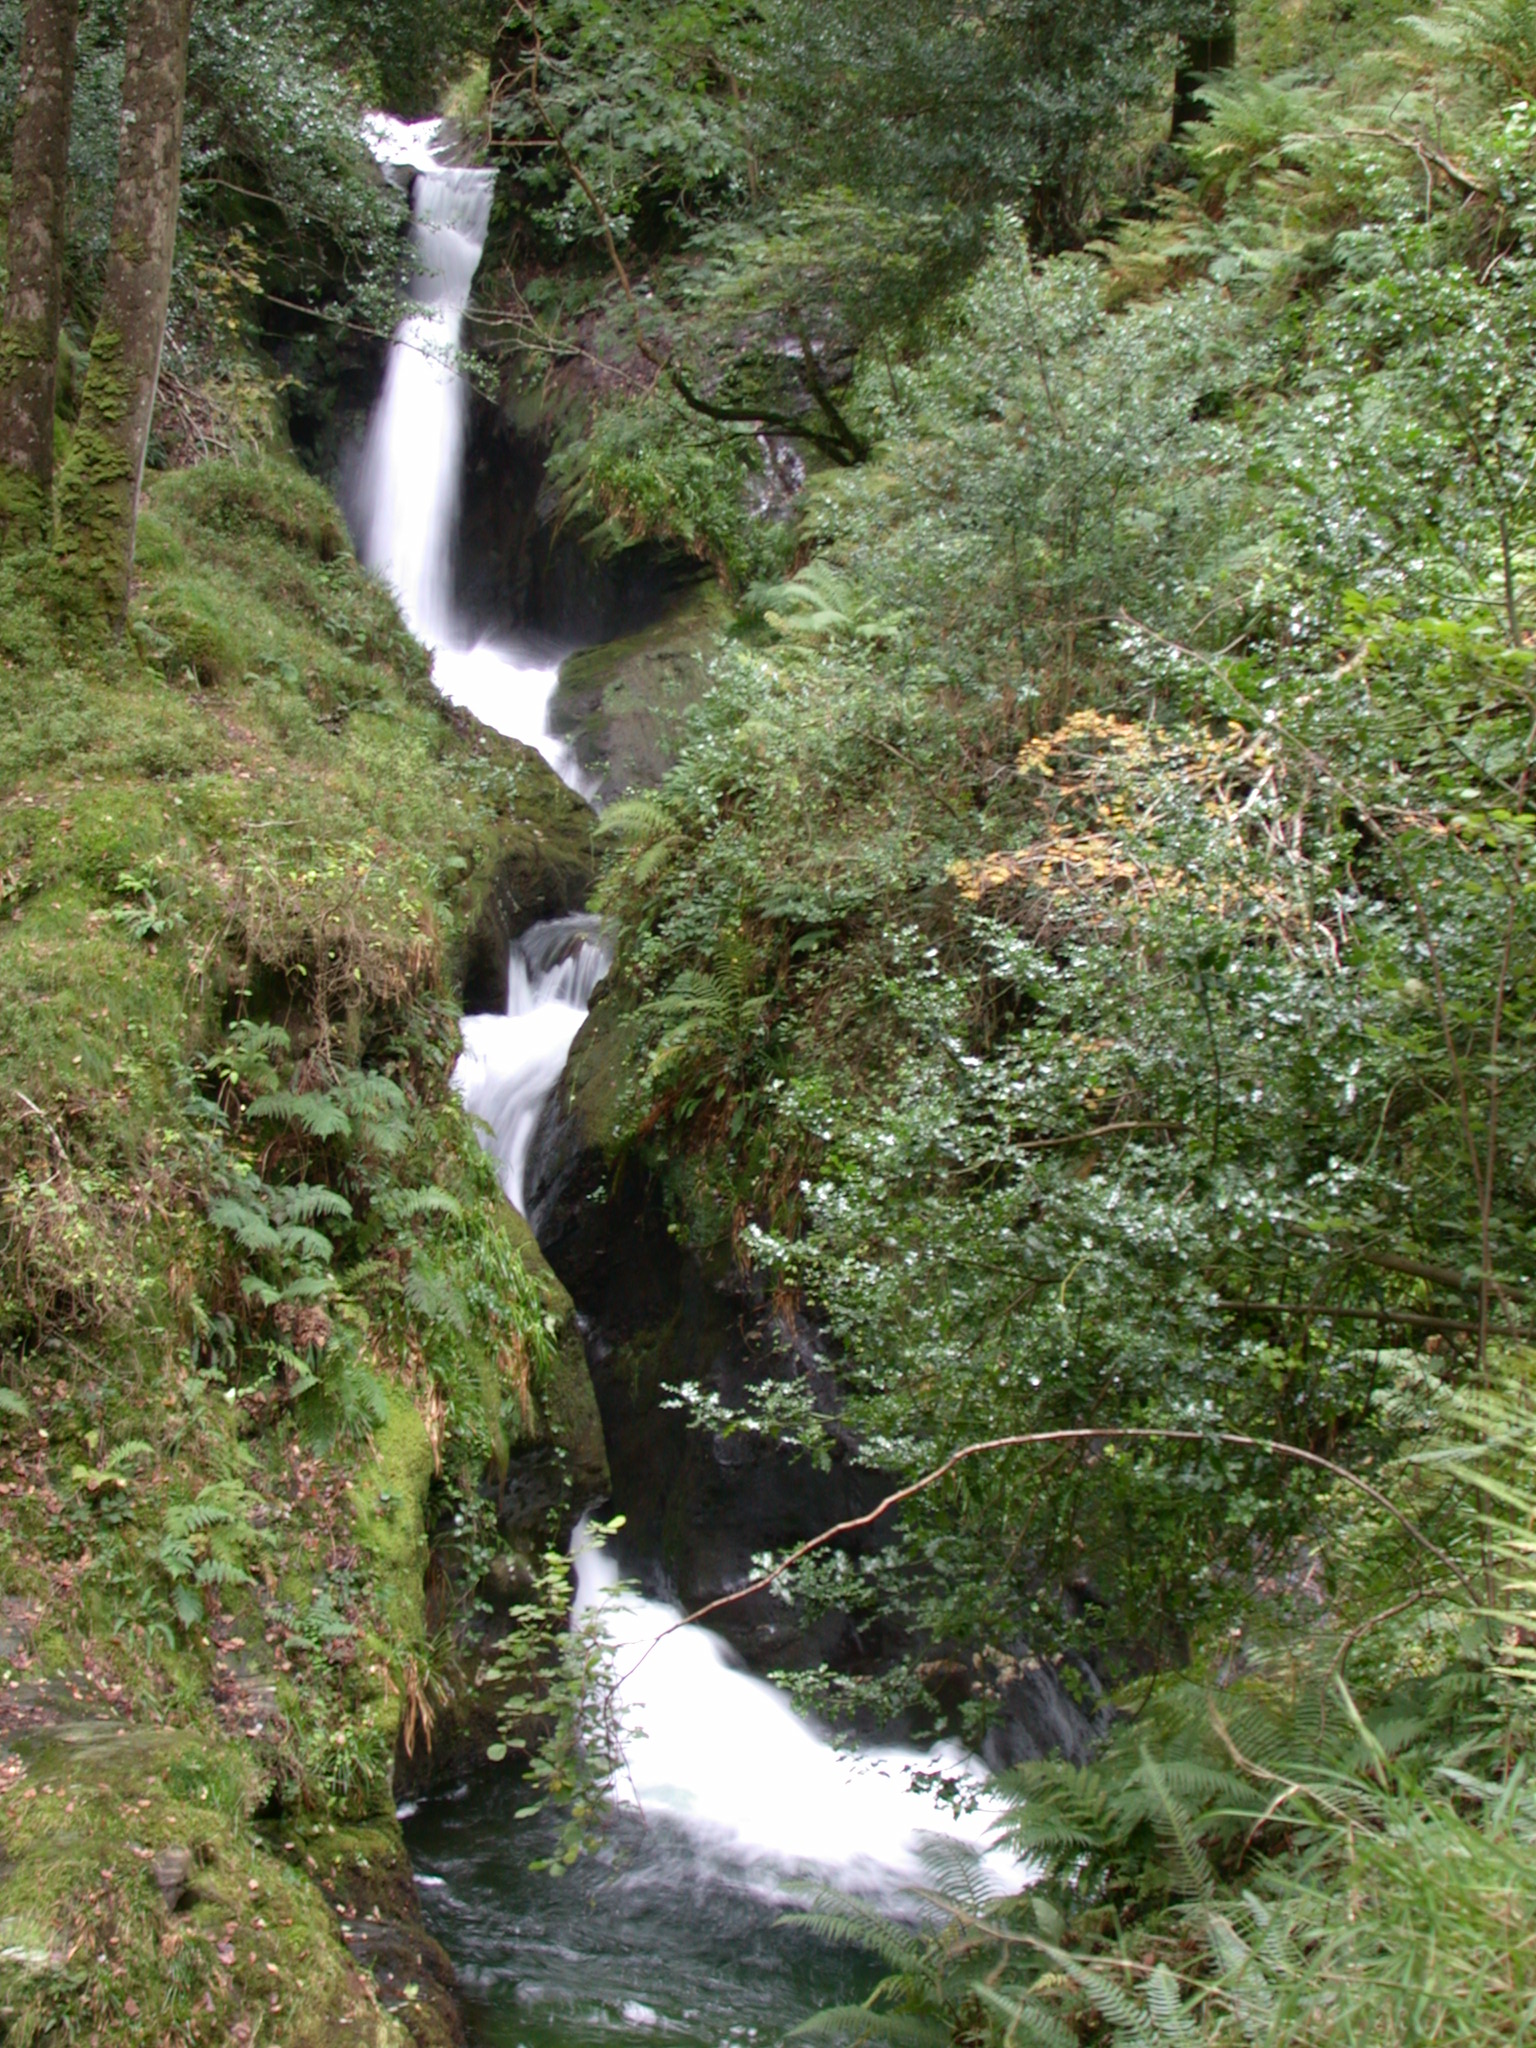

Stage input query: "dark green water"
[{"left": 403, "top": 1778, "right": 878, "bottom": 2048}]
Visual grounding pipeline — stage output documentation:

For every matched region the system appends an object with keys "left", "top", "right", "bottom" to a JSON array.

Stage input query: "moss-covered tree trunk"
[
  {"left": 0, "top": 0, "right": 80, "bottom": 553},
  {"left": 53, "top": 0, "right": 193, "bottom": 626},
  {"left": 1172, "top": 2, "right": 1235, "bottom": 136}
]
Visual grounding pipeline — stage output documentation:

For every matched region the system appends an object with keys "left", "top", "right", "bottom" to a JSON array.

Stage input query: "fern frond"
[
  {"left": 596, "top": 795, "right": 677, "bottom": 844},
  {"left": 787, "top": 1896, "right": 931, "bottom": 1977},
  {"left": 404, "top": 1258, "right": 471, "bottom": 1334},
  {"left": 273, "top": 1183, "right": 354, "bottom": 1225},
  {"left": 790, "top": 2009, "right": 948, "bottom": 2048}
]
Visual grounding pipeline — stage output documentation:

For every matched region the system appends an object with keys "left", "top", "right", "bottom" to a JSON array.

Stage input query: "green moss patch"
[
  {"left": 553, "top": 583, "right": 725, "bottom": 804},
  {"left": 0, "top": 454, "right": 608, "bottom": 2045}
]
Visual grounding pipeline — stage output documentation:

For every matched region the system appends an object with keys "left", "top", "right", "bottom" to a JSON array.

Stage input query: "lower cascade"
[
  {"left": 358, "top": 115, "right": 1021, "bottom": 2045},
  {"left": 454, "top": 916, "right": 610, "bottom": 1218},
  {"left": 569, "top": 1523, "right": 1019, "bottom": 1895}
]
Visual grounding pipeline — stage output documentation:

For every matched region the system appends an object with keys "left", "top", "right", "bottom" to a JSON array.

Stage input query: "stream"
[{"left": 356, "top": 118, "right": 1023, "bottom": 2047}]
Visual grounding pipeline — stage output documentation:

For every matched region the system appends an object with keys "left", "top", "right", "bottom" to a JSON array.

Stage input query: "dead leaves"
[{"left": 951, "top": 709, "right": 1310, "bottom": 948}]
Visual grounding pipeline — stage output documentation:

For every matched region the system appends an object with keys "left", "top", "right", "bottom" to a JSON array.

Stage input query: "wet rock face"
[
  {"left": 527, "top": 1082, "right": 894, "bottom": 1679},
  {"left": 452, "top": 392, "right": 692, "bottom": 646}
]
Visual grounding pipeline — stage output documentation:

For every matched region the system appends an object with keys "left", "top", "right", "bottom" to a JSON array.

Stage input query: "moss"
[
  {"left": 53, "top": 323, "right": 138, "bottom": 622},
  {"left": 562, "top": 997, "right": 649, "bottom": 1164},
  {"left": 553, "top": 583, "right": 725, "bottom": 803},
  {"left": 0, "top": 452, "right": 612, "bottom": 2044},
  {"left": 0, "top": 461, "right": 49, "bottom": 551},
  {"left": 295, "top": 1820, "right": 461, "bottom": 2048},
  {"left": 352, "top": 1389, "right": 434, "bottom": 1638},
  {"left": 0, "top": 1722, "right": 411, "bottom": 2046},
  {"left": 495, "top": 1203, "right": 609, "bottom": 1496},
  {"left": 350, "top": 1385, "right": 436, "bottom": 1800}
]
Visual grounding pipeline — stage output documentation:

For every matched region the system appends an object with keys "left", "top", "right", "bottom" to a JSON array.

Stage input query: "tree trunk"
[
  {"left": 1172, "top": 3, "right": 1236, "bottom": 137},
  {"left": 54, "top": 0, "right": 194, "bottom": 626},
  {"left": 0, "top": 0, "right": 80, "bottom": 552}
]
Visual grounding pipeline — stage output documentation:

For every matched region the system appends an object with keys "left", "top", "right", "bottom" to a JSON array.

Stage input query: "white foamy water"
[
  {"left": 573, "top": 1523, "right": 1027, "bottom": 1900},
  {"left": 454, "top": 916, "right": 609, "bottom": 1216},
  {"left": 357, "top": 118, "right": 578, "bottom": 785}
]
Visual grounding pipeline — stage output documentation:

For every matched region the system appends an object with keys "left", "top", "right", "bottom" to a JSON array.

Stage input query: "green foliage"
[
  {"left": 581, "top": 0, "right": 1536, "bottom": 1709},
  {"left": 747, "top": 0, "right": 1206, "bottom": 251},
  {"left": 498, "top": 0, "right": 1230, "bottom": 562},
  {"left": 800, "top": 1355, "right": 1536, "bottom": 2044},
  {"left": 480, "top": 1517, "right": 630, "bottom": 1871},
  {"left": 489, "top": 0, "right": 751, "bottom": 258}
]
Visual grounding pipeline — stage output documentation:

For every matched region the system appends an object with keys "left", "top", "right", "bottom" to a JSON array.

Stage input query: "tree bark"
[
  {"left": 0, "top": 0, "right": 80, "bottom": 552},
  {"left": 54, "top": 0, "right": 194, "bottom": 626},
  {"left": 1172, "top": 3, "right": 1236, "bottom": 137}
]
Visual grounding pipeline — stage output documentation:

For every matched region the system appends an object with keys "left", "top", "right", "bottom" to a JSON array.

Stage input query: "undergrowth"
[{"left": 0, "top": 454, "right": 596, "bottom": 2044}]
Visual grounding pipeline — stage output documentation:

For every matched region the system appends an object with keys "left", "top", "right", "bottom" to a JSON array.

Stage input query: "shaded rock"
[
  {"left": 452, "top": 386, "right": 691, "bottom": 647},
  {"left": 981, "top": 1657, "right": 1106, "bottom": 1772},
  {"left": 152, "top": 1845, "right": 193, "bottom": 1911},
  {"left": 526, "top": 1036, "right": 891, "bottom": 1675},
  {"left": 551, "top": 584, "right": 726, "bottom": 803}
]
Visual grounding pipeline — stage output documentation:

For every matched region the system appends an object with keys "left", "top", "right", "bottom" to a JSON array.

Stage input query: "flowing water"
[
  {"left": 358, "top": 117, "right": 1023, "bottom": 2047},
  {"left": 454, "top": 916, "right": 610, "bottom": 1217},
  {"left": 357, "top": 116, "right": 579, "bottom": 786}
]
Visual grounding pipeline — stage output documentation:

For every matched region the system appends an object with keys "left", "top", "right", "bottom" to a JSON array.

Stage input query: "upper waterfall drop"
[
  {"left": 357, "top": 119, "right": 580, "bottom": 787},
  {"left": 355, "top": 164, "right": 493, "bottom": 646}
]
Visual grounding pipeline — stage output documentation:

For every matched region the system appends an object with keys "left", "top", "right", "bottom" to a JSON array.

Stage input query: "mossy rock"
[
  {"left": 560, "top": 991, "right": 647, "bottom": 1167},
  {"left": 551, "top": 582, "right": 725, "bottom": 803},
  {"left": 494, "top": 1200, "right": 609, "bottom": 1513},
  {"left": 0, "top": 1721, "right": 412, "bottom": 2046},
  {"left": 455, "top": 728, "right": 597, "bottom": 1015}
]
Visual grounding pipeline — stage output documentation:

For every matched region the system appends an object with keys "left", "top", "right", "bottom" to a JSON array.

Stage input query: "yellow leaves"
[
  {"left": 949, "top": 833, "right": 1144, "bottom": 905},
  {"left": 1016, "top": 707, "right": 1270, "bottom": 796},
  {"left": 952, "top": 709, "right": 1303, "bottom": 942}
]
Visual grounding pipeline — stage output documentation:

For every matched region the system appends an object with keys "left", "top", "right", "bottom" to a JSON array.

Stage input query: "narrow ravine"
[{"left": 358, "top": 118, "right": 1023, "bottom": 2047}]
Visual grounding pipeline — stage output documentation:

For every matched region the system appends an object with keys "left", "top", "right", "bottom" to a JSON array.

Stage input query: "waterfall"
[
  {"left": 359, "top": 119, "right": 1023, "bottom": 1977},
  {"left": 455, "top": 916, "right": 610, "bottom": 1216},
  {"left": 357, "top": 117, "right": 578, "bottom": 786},
  {"left": 360, "top": 119, "right": 596, "bottom": 1218}
]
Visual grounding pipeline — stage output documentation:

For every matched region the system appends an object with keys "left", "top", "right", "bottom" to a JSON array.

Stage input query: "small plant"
[
  {"left": 481, "top": 1517, "right": 630, "bottom": 1871},
  {"left": 111, "top": 869, "right": 179, "bottom": 942},
  {"left": 156, "top": 1480, "right": 269, "bottom": 1630}
]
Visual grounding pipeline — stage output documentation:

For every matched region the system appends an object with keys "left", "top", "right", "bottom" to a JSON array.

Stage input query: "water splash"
[{"left": 573, "top": 1521, "right": 1027, "bottom": 1900}]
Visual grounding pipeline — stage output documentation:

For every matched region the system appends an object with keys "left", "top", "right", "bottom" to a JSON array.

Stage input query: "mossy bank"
[{"left": 0, "top": 457, "right": 606, "bottom": 2044}]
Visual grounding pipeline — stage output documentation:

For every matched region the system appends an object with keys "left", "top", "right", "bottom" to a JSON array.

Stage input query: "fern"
[
  {"left": 264, "top": 1091, "right": 354, "bottom": 1140},
  {"left": 1139, "top": 1751, "right": 1216, "bottom": 1903},
  {"left": 370, "top": 1186, "right": 462, "bottom": 1228},
  {"left": 271, "top": 1182, "right": 353, "bottom": 1226},
  {"left": 595, "top": 794, "right": 677, "bottom": 845},
  {"left": 208, "top": 1198, "right": 285, "bottom": 1255},
  {"left": 1403, "top": 2, "right": 1536, "bottom": 96},
  {"left": 755, "top": 561, "right": 913, "bottom": 644},
  {"left": 790, "top": 2010, "right": 949, "bottom": 2048},
  {"left": 972, "top": 1987, "right": 1079, "bottom": 2048},
  {"left": 404, "top": 1257, "right": 471, "bottom": 1334}
]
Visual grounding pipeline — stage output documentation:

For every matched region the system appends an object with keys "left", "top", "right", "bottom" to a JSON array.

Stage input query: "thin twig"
[{"left": 625, "top": 1426, "right": 1479, "bottom": 1677}]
